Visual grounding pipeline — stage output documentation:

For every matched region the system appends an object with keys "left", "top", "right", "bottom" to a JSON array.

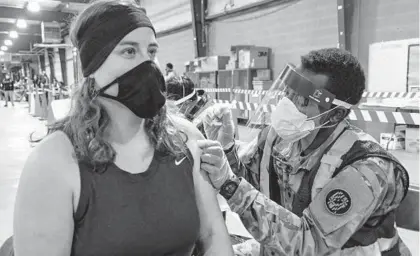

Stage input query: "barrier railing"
[
  {"left": 212, "top": 99, "right": 420, "bottom": 125},
  {"left": 201, "top": 88, "right": 420, "bottom": 99}
]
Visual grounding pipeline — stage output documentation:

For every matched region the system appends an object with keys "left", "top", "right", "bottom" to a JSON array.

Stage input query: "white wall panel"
[
  {"left": 142, "top": 0, "right": 191, "bottom": 32},
  {"left": 156, "top": 29, "right": 195, "bottom": 75}
]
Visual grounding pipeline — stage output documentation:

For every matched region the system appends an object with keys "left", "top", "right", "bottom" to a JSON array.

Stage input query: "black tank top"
[{"left": 71, "top": 149, "right": 200, "bottom": 256}]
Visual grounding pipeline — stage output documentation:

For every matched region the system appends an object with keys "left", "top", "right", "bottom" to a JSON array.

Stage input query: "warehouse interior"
[{"left": 0, "top": 0, "right": 418, "bottom": 255}]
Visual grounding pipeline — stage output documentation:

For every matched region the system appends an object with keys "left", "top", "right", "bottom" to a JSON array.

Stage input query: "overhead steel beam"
[
  {"left": 0, "top": 23, "right": 41, "bottom": 35},
  {"left": 189, "top": 0, "right": 207, "bottom": 58},
  {"left": 33, "top": 43, "right": 73, "bottom": 48},
  {"left": 337, "top": 0, "right": 358, "bottom": 53},
  {"left": 0, "top": 7, "right": 73, "bottom": 23},
  {"left": 337, "top": 0, "right": 346, "bottom": 50},
  {"left": 11, "top": 52, "right": 41, "bottom": 56},
  {"left": 0, "top": 33, "right": 41, "bottom": 38}
]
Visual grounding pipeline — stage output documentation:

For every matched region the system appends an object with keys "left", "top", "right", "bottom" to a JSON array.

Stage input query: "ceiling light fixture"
[
  {"left": 4, "top": 40, "right": 12, "bottom": 46},
  {"left": 16, "top": 19, "right": 27, "bottom": 29},
  {"left": 0, "top": 58, "right": 4, "bottom": 62},
  {"left": 0, "top": 51, "right": 4, "bottom": 56},
  {"left": 27, "top": 1, "right": 41, "bottom": 12},
  {"left": 9, "top": 31, "right": 18, "bottom": 39},
  {"left": 1, "top": 46, "right": 8, "bottom": 51}
]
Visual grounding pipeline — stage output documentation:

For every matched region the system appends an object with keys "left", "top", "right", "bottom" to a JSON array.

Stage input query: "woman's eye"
[
  {"left": 148, "top": 49, "right": 158, "bottom": 58},
  {"left": 121, "top": 47, "right": 137, "bottom": 57}
]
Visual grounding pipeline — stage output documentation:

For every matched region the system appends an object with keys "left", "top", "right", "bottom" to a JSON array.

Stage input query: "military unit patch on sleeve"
[{"left": 325, "top": 189, "right": 352, "bottom": 215}]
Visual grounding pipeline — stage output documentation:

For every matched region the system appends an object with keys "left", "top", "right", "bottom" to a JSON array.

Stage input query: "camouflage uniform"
[
  {"left": 224, "top": 122, "right": 411, "bottom": 256},
  {"left": 233, "top": 238, "right": 260, "bottom": 256}
]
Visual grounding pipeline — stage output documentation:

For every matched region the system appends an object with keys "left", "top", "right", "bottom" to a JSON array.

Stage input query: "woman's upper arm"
[
  {"left": 171, "top": 115, "right": 232, "bottom": 253},
  {"left": 14, "top": 132, "right": 78, "bottom": 256},
  {"left": 171, "top": 115, "right": 223, "bottom": 225},
  {"left": 187, "top": 133, "right": 233, "bottom": 254},
  {"left": 189, "top": 138, "right": 223, "bottom": 233},
  {"left": 179, "top": 121, "right": 228, "bottom": 233}
]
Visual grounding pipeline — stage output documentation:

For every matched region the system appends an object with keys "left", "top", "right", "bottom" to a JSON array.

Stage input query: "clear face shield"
[
  {"left": 173, "top": 89, "right": 215, "bottom": 125},
  {"left": 243, "top": 64, "right": 353, "bottom": 161}
]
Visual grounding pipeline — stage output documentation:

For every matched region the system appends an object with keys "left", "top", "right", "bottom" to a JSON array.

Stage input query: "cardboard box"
[
  {"left": 380, "top": 132, "right": 405, "bottom": 150},
  {"left": 231, "top": 45, "right": 270, "bottom": 69},
  {"left": 226, "top": 51, "right": 238, "bottom": 69},
  {"left": 200, "top": 56, "right": 230, "bottom": 72},
  {"left": 184, "top": 61, "right": 195, "bottom": 72},
  {"left": 256, "top": 69, "right": 271, "bottom": 80},
  {"left": 252, "top": 80, "right": 273, "bottom": 90},
  {"left": 405, "top": 127, "right": 420, "bottom": 153},
  {"left": 226, "top": 59, "right": 236, "bottom": 70}
]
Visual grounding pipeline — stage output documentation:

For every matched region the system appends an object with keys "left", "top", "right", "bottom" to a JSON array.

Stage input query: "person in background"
[
  {"left": 198, "top": 48, "right": 411, "bottom": 256},
  {"left": 166, "top": 75, "right": 212, "bottom": 138},
  {"left": 165, "top": 62, "right": 177, "bottom": 81},
  {"left": 2, "top": 73, "right": 15, "bottom": 107},
  {"left": 40, "top": 70, "right": 50, "bottom": 88},
  {"left": 22, "top": 77, "right": 29, "bottom": 102},
  {"left": 166, "top": 75, "right": 194, "bottom": 101},
  {"left": 32, "top": 74, "right": 40, "bottom": 89},
  {"left": 9, "top": 1, "right": 233, "bottom": 255},
  {"left": 0, "top": 75, "right": 4, "bottom": 102}
]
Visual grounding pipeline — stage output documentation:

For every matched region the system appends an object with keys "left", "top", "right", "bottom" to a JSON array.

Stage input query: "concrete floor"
[
  {"left": 0, "top": 101, "right": 46, "bottom": 245},
  {"left": 0, "top": 101, "right": 418, "bottom": 255}
]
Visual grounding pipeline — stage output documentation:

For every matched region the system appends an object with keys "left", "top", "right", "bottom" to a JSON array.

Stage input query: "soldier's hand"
[
  {"left": 202, "top": 104, "right": 235, "bottom": 150},
  {"left": 197, "top": 139, "right": 234, "bottom": 190}
]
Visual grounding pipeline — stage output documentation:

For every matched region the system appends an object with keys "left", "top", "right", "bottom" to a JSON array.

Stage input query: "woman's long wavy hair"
[{"left": 42, "top": 0, "right": 188, "bottom": 168}]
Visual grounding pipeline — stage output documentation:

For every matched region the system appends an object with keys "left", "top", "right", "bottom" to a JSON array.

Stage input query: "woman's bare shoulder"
[
  {"left": 169, "top": 115, "right": 204, "bottom": 141},
  {"left": 22, "top": 130, "right": 79, "bottom": 188},
  {"left": 14, "top": 131, "right": 79, "bottom": 255},
  {"left": 30, "top": 131, "right": 75, "bottom": 160}
]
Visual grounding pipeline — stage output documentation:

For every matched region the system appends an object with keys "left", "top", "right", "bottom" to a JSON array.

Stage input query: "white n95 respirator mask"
[{"left": 270, "top": 97, "right": 315, "bottom": 142}]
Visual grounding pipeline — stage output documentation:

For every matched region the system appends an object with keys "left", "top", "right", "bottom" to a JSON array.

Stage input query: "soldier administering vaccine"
[{"left": 198, "top": 48, "right": 411, "bottom": 256}]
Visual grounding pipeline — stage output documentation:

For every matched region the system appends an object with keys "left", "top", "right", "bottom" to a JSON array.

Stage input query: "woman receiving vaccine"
[{"left": 12, "top": 1, "right": 233, "bottom": 255}]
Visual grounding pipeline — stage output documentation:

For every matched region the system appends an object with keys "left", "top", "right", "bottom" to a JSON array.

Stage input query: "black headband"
[{"left": 77, "top": 4, "right": 155, "bottom": 77}]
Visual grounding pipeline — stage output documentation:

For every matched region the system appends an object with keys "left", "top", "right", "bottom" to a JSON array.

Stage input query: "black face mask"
[{"left": 97, "top": 60, "right": 166, "bottom": 118}]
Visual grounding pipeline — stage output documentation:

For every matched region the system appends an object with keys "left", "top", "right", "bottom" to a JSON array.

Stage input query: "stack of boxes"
[
  {"left": 405, "top": 126, "right": 420, "bottom": 153},
  {"left": 252, "top": 69, "right": 272, "bottom": 91},
  {"left": 199, "top": 56, "right": 230, "bottom": 72},
  {"left": 379, "top": 126, "right": 406, "bottom": 150},
  {"left": 379, "top": 125, "right": 419, "bottom": 153},
  {"left": 185, "top": 45, "right": 270, "bottom": 72},
  {"left": 185, "top": 56, "right": 230, "bottom": 73},
  {"left": 184, "top": 45, "right": 272, "bottom": 122},
  {"left": 228, "top": 45, "right": 270, "bottom": 69}
]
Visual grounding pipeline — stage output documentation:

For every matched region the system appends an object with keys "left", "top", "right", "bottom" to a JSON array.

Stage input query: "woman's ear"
[{"left": 330, "top": 107, "right": 349, "bottom": 124}]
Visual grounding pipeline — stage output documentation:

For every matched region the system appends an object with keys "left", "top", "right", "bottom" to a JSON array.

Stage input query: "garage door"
[{"left": 157, "top": 28, "right": 195, "bottom": 75}]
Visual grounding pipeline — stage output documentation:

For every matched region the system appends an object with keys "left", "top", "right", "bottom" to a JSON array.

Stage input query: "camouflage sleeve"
[
  {"left": 225, "top": 138, "right": 261, "bottom": 190},
  {"left": 226, "top": 157, "right": 390, "bottom": 255}
]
